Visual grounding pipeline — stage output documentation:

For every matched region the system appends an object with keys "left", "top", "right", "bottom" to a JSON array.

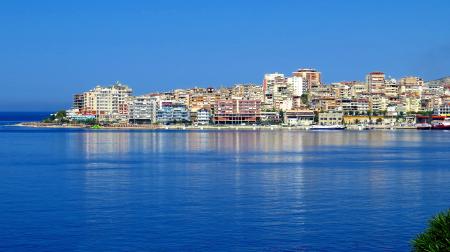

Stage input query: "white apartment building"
[
  {"left": 83, "top": 82, "right": 132, "bottom": 121},
  {"left": 384, "top": 78, "right": 398, "bottom": 98},
  {"left": 263, "top": 73, "right": 285, "bottom": 107},
  {"left": 127, "top": 95, "right": 159, "bottom": 124},
  {"left": 286, "top": 76, "right": 304, "bottom": 97},
  {"left": 195, "top": 108, "right": 211, "bottom": 125},
  {"left": 434, "top": 103, "right": 450, "bottom": 116}
]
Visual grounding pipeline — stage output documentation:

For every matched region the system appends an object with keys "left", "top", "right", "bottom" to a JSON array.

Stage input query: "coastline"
[{"left": 13, "top": 121, "right": 417, "bottom": 131}]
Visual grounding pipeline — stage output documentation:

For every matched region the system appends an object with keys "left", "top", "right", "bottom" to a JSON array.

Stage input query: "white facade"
[
  {"left": 196, "top": 109, "right": 211, "bottom": 125},
  {"left": 287, "top": 76, "right": 304, "bottom": 97},
  {"left": 83, "top": 82, "right": 132, "bottom": 121},
  {"left": 127, "top": 96, "right": 159, "bottom": 123},
  {"left": 434, "top": 103, "right": 450, "bottom": 116}
]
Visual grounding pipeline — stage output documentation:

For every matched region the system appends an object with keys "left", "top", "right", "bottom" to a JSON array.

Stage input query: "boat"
[
  {"left": 309, "top": 125, "right": 346, "bottom": 130},
  {"left": 416, "top": 123, "right": 432, "bottom": 130},
  {"left": 431, "top": 118, "right": 450, "bottom": 130}
]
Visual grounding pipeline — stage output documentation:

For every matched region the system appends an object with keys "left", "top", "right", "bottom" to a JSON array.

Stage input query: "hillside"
[{"left": 426, "top": 76, "right": 450, "bottom": 86}]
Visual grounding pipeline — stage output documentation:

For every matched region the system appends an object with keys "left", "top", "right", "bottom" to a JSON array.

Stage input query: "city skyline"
[
  {"left": 58, "top": 67, "right": 449, "bottom": 129},
  {"left": 1, "top": 0, "right": 450, "bottom": 111}
]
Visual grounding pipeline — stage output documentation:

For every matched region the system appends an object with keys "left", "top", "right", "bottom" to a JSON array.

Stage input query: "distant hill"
[{"left": 426, "top": 76, "right": 450, "bottom": 86}]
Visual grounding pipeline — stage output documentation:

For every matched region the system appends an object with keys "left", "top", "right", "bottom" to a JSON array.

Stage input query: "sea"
[{"left": 0, "top": 112, "right": 449, "bottom": 251}]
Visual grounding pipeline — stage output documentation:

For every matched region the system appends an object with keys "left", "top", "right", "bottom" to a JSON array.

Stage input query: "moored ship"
[
  {"left": 309, "top": 125, "right": 346, "bottom": 130},
  {"left": 416, "top": 123, "right": 431, "bottom": 130},
  {"left": 431, "top": 118, "right": 450, "bottom": 130}
]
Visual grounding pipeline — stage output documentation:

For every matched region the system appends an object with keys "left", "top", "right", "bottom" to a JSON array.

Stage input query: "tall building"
[
  {"left": 156, "top": 101, "right": 190, "bottom": 124},
  {"left": 263, "top": 73, "right": 304, "bottom": 110},
  {"left": 73, "top": 94, "right": 84, "bottom": 111},
  {"left": 127, "top": 95, "right": 158, "bottom": 124},
  {"left": 366, "top": 72, "right": 385, "bottom": 94},
  {"left": 263, "top": 73, "right": 285, "bottom": 106},
  {"left": 82, "top": 82, "right": 133, "bottom": 121},
  {"left": 292, "top": 68, "right": 321, "bottom": 91},
  {"left": 286, "top": 76, "right": 304, "bottom": 97}
]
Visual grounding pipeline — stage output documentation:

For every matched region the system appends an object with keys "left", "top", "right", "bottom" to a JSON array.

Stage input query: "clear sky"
[{"left": 1, "top": 0, "right": 450, "bottom": 111}]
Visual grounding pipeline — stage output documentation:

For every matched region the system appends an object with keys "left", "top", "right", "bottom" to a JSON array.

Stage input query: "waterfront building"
[
  {"left": 73, "top": 94, "right": 84, "bottom": 111},
  {"left": 343, "top": 115, "right": 385, "bottom": 125},
  {"left": 191, "top": 108, "right": 211, "bottom": 125},
  {"left": 82, "top": 82, "right": 132, "bottom": 122},
  {"left": 66, "top": 109, "right": 96, "bottom": 121},
  {"left": 156, "top": 101, "right": 190, "bottom": 124},
  {"left": 260, "top": 111, "right": 281, "bottom": 125},
  {"left": 433, "top": 103, "right": 450, "bottom": 116},
  {"left": 127, "top": 95, "right": 158, "bottom": 124},
  {"left": 318, "top": 112, "right": 344, "bottom": 125},
  {"left": 213, "top": 99, "right": 261, "bottom": 125},
  {"left": 283, "top": 110, "right": 315, "bottom": 126}
]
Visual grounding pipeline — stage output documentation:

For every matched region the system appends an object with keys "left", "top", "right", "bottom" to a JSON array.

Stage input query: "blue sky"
[{"left": 1, "top": 0, "right": 450, "bottom": 111}]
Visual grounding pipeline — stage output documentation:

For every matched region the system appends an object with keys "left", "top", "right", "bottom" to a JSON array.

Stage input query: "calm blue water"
[
  {"left": 0, "top": 111, "right": 51, "bottom": 125},
  {"left": 1, "top": 114, "right": 450, "bottom": 251}
]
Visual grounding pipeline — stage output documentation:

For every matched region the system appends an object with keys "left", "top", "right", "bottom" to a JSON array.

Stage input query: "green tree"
[
  {"left": 55, "top": 110, "right": 67, "bottom": 119},
  {"left": 82, "top": 118, "right": 98, "bottom": 125},
  {"left": 43, "top": 110, "right": 67, "bottom": 123},
  {"left": 412, "top": 209, "right": 450, "bottom": 251},
  {"left": 300, "top": 94, "right": 309, "bottom": 105},
  {"left": 279, "top": 110, "right": 285, "bottom": 123},
  {"left": 419, "top": 111, "right": 433, "bottom": 116}
]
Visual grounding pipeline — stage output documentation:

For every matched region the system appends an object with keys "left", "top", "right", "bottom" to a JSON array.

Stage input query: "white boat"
[
  {"left": 415, "top": 123, "right": 431, "bottom": 130},
  {"left": 431, "top": 118, "right": 450, "bottom": 130},
  {"left": 309, "top": 125, "right": 346, "bottom": 130}
]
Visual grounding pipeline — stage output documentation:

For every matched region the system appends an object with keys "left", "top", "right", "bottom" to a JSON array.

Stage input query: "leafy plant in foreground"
[{"left": 412, "top": 209, "right": 450, "bottom": 251}]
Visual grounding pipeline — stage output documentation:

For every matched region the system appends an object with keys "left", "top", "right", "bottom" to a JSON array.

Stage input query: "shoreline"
[{"left": 12, "top": 122, "right": 417, "bottom": 131}]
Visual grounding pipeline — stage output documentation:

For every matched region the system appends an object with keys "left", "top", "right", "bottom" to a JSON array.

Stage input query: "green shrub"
[{"left": 412, "top": 209, "right": 450, "bottom": 251}]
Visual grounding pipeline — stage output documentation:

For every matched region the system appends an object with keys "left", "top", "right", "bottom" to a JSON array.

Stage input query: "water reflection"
[
  {"left": 2, "top": 127, "right": 450, "bottom": 251},
  {"left": 68, "top": 130, "right": 434, "bottom": 157}
]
